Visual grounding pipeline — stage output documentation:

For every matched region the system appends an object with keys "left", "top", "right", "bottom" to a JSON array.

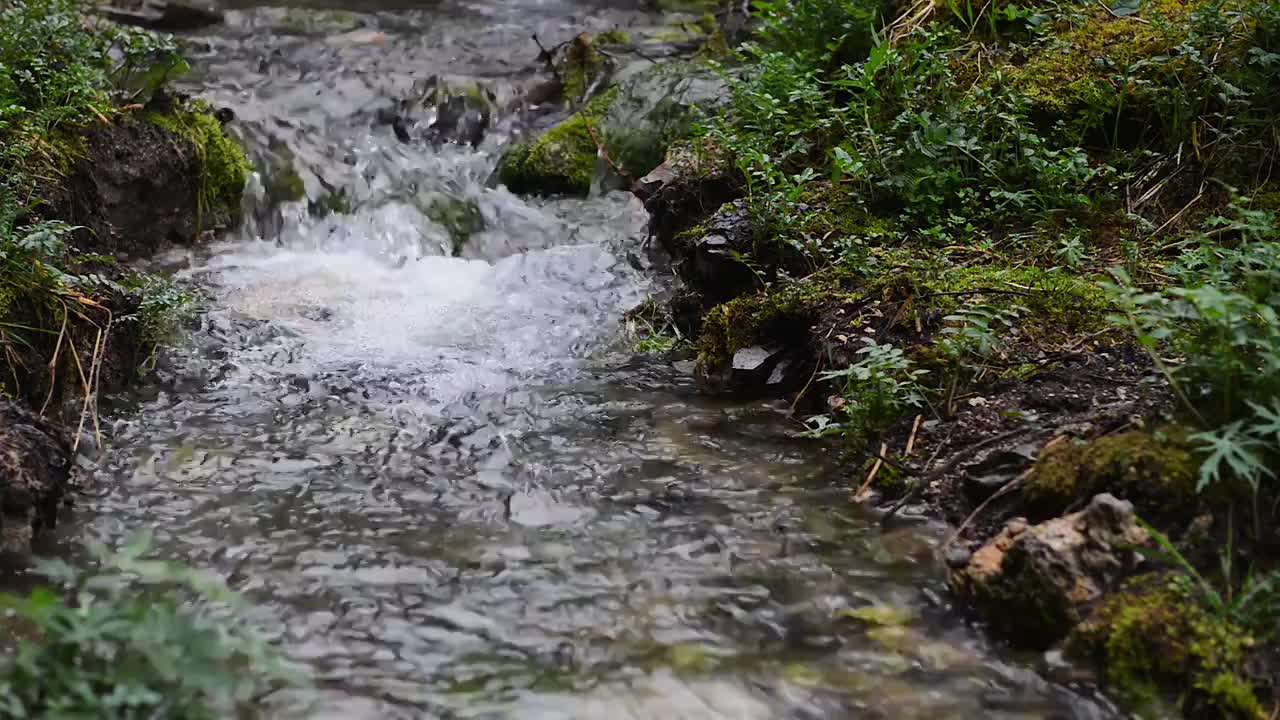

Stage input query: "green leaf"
[{"left": 1190, "top": 421, "right": 1273, "bottom": 491}]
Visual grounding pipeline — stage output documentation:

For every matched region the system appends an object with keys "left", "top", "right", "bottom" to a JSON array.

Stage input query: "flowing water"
[{"left": 76, "top": 2, "right": 1120, "bottom": 717}]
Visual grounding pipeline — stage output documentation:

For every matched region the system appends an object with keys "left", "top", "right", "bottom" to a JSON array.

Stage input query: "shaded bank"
[{"left": 524, "top": 0, "right": 1280, "bottom": 716}]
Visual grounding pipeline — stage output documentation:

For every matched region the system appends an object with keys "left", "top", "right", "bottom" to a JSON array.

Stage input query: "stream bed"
[{"left": 75, "top": 1, "right": 1119, "bottom": 717}]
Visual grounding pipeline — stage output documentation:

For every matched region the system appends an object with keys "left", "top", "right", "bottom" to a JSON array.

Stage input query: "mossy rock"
[
  {"left": 497, "top": 89, "right": 617, "bottom": 197},
  {"left": 696, "top": 267, "right": 859, "bottom": 371},
  {"left": 1005, "top": 0, "right": 1233, "bottom": 139},
  {"left": 263, "top": 164, "right": 306, "bottom": 205},
  {"left": 1067, "top": 574, "right": 1266, "bottom": 719},
  {"left": 1024, "top": 429, "right": 1199, "bottom": 519},
  {"left": 424, "top": 193, "right": 484, "bottom": 254},
  {"left": 560, "top": 34, "right": 611, "bottom": 104},
  {"left": 147, "top": 100, "right": 250, "bottom": 229}
]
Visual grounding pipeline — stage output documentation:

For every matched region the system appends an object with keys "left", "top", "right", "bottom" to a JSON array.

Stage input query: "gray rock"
[
  {"left": 732, "top": 346, "right": 772, "bottom": 372},
  {"left": 597, "top": 60, "right": 727, "bottom": 180},
  {"left": 949, "top": 494, "right": 1149, "bottom": 647},
  {"left": 679, "top": 200, "right": 758, "bottom": 302}
]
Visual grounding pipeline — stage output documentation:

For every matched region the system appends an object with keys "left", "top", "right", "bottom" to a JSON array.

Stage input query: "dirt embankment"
[{"left": 1, "top": 101, "right": 247, "bottom": 560}]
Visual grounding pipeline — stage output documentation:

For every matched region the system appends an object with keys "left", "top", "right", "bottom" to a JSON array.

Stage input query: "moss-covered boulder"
[
  {"left": 594, "top": 59, "right": 727, "bottom": 180},
  {"left": 950, "top": 493, "right": 1149, "bottom": 648},
  {"left": 497, "top": 90, "right": 617, "bottom": 197},
  {"left": 497, "top": 51, "right": 727, "bottom": 197},
  {"left": 1023, "top": 429, "right": 1200, "bottom": 520},
  {"left": 1067, "top": 574, "right": 1266, "bottom": 719}
]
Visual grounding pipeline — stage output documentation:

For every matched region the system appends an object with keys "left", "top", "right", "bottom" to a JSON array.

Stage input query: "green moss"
[
  {"left": 264, "top": 165, "right": 305, "bottom": 205},
  {"left": 424, "top": 193, "right": 484, "bottom": 254},
  {"left": 1023, "top": 429, "right": 1200, "bottom": 518},
  {"left": 697, "top": 268, "right": 858, "bottom": 371},
  {"left": 497, "top": 89, "right": 617, "bottom": 197},
  {"left": 148, "top": 101, "right": 249, "bottom": 229},
  {"left": 874, "top": 262, "right": 1114, "bottom": 345},
  {"left": 596, "top": 28, "right": 632, "bottom": 45},
  {"left": 1068, "top": 575, "right": 1265, "bottom": 719},
  {"left": 1006, "top": 0, "right": 1229, "bottom": 137},
  {"left": 560, "top": 34, "right": 608, "bottom": 103}
]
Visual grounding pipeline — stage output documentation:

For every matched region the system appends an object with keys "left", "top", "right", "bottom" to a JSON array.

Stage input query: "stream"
[{"left": 77, "top": 1, "right": 1119, "bottom": 717}]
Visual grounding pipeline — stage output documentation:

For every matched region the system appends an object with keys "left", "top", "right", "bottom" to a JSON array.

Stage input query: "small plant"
[
  {"left": 123, "top": 272, "right": 197, "bottom": 352},
  {"left": 0, "top": 532, "right": 305, "bottom": 719},
  {"left": 808, "top": 339, "right": 929, "bottom": 437},
  {"left": 940, "top": 302, "right": 1028, "bottom": 359},
  {"left": 1109, "top": 202, "right": 1280, "bottom": 537},
  {"left": 1137, "top": 518, "right": 1280, "bottom": 641}
]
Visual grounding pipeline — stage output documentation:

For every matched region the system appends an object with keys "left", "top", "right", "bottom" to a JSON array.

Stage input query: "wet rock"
[
  {"left": 669, "top": 200, "right": 754, "bottom": 301},
  {"left": 0, "top": 402, "right": 72, "bottom": 562},
  {"left": 496, "top": 91, "right": 614, "bottom": 197},
  {"left": 732, "top": 346, "right": 773, "bottom": 372},
  {"left": 381, "top": 76, "right": 493, "bottom": 148},
  {"left": 593, "top": 59, "right": 727, "bottom": 181},
  {"left": 98, "top": 0, "right": 222, "bottom": 31},
  {"left": 638, "top": 139, "right": 739, "bottom": 252},
  {"left": 497, "top": 54, "right": 726, "bottom": 197},
  {"left": 949, "top": 493, "right": 1149, "bottom": 648},
  {"left": 700, "top": 343, "right": 808, "bottom": 396},
  {"left": 962, "top": 443, "right": 1038, "bottom": 503}
]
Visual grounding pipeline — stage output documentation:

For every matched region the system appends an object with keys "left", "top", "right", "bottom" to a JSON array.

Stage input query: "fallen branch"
[
  {"left": 880, "top": 426, "right": 1027, "bottom": 527},
  {"left": 581, "top": 114, "right": 628, "bottom": 181},
  {"left": 854, "top": 442, "right": 889, "bottom": 499},
  {"left": 944, "top": 468, "right": 1032, "bottom": 549}
]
